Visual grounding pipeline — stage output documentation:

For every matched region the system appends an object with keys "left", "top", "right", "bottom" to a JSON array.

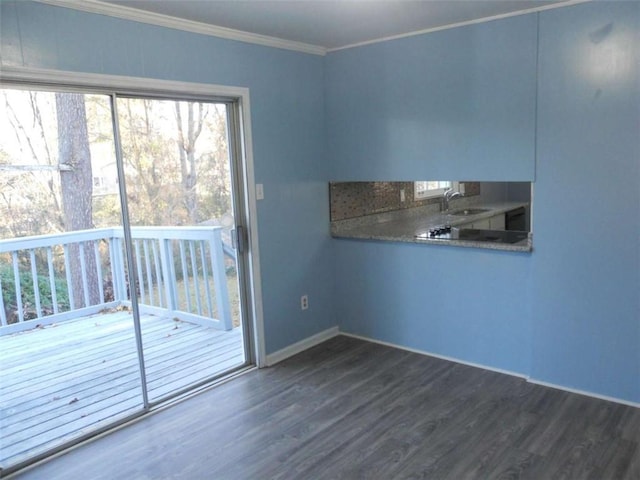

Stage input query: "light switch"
[{"left": 256, "top": 183, "right": 264, "bottom": 200}]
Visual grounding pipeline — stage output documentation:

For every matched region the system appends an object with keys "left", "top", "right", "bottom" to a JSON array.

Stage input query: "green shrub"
[{"left": 0, "top": 264, "right": 70, "bottom": 316}]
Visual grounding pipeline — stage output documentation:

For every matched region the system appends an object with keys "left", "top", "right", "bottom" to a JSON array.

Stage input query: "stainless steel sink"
[{"left": 447, "top": 208, "right": 491, "bottom": 216}]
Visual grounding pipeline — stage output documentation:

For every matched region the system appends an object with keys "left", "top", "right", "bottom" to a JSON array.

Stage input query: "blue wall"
[
  {"left": 328, "top": 2, "right": 640, "bottom": 404},
  {"left": 326, "top": 14, "right": 538, "bottom": 181},
  {"left": 0, "top": 0, "right": 336, "bottom": 355},
  {"left": 334, "top": 241, "right": 533, "bottom": 374},
  {"left": 532, "top": 2, "right": 640, "bottom": 401}
]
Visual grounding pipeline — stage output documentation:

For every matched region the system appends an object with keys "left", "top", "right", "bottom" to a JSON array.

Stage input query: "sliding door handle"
[{"left": 233, "top": 225, "right": 247, "bottom": 254}]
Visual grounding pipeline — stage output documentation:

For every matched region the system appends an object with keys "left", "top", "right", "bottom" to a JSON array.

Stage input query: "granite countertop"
[{"left": 331, "top": 201, "right": 532, "bottom": 252}]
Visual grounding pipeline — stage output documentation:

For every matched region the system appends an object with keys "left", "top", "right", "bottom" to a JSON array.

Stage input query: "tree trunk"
[
  {"left": 176, "top": 102, "right": 203, "bottom": 224},
  {"left": 56, "top": 93, "right": 101, "bottom": 308}
]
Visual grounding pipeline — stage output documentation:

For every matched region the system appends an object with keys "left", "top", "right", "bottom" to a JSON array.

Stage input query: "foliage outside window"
[{"left": 414, "top": 181, "right": 459, "bottom": 200}]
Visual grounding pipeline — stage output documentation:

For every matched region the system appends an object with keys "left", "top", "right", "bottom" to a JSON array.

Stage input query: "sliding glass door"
[
  {"left": 0, "top": 85, "right": 252, "bottom": 472},
  {"left": 115, "top": 96, "right": 247, "bottom": 402},
  {"left": 0, "top": 89, "right": 145, "bottom": 469}
]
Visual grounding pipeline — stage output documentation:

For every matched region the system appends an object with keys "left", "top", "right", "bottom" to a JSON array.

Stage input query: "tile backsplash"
[{"left": 330, "top": 181, "right": 480, "bottom": 221}]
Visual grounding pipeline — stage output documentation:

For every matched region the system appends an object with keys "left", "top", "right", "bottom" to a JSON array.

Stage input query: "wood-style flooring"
[{"left": 9, "top": 335, "right": 640, "bottom": 479}]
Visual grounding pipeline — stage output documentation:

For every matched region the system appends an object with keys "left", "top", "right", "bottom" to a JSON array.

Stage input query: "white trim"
[
  {"left": 239, "top": 94, "right": 267, "bottom": 368},
  {"left": 33, "top": 0, "right": 587, "bottom": 56},
  {"left": 339, "top": 331, "right": 527, "bottom": 380},
  {"left": 328, "top": 0, "right": 590, "bottom": 52},
  {"left": 265, "top": 326, "right": 340, "bottom": 367},
  {"left": 527, "top": 379, "right": 640, "bottom": 409},
  {"left": 340, "top": 331, "right": 640, "bottom": 409},
  {"left": 36, "top": 0, "right": 327, "bottom": 56},
  {"left": 0, "top": 66, "right": 266, "bottom": 369},
  {"left": 0, "top": 65, "right": 247, "bottom": 98}
]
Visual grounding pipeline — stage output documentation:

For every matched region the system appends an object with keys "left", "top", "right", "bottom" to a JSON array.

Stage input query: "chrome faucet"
[{"left": 442, "top": 188, "right": 461, "bottom": 212}]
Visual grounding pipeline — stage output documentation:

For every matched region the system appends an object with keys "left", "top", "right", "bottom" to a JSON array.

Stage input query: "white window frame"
[{"left": 414, "top": 181, "right": 459, "bottom": 200}]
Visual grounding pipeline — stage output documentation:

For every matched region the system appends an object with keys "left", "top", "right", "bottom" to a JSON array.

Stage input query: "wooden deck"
[{"left": 0, "top": 311, "right": 246, "bottom": 469}]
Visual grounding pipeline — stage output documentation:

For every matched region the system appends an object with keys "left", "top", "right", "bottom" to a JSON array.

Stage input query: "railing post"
[
  {"left": 119, "top": 237, "right": 128, "bottom": 302},
  {"left": 12, "top": 252, "right": 24, "bottom": 324},
  {"left": 0, "top": 274, "right": 7, "bottom": 326},
  {"left": 63, "top": 245, "right": 75, "bottom": 311},
  {"left": 46, "top": 247, "right": 59, "bottom": 315},
  {"left": 134, "top": 240, "right": 146, "bottom": 304},
  {"left": 94, "top": 240, "right": 105, "bottom": 304},
  {"left": 110, "top": 235, "right": 125, "bottom": 302},
  {"left": 159, "top": 237, "right": 178, "bottom": 314},
  {"left": 29, "top": 249, "right": 43, "bottom": 319},
  {"left": 107, "top": 236, "right": 116, "bottom": 301},
  {"left": 210, "top": 228, "right": 232, "bottom": 330}
]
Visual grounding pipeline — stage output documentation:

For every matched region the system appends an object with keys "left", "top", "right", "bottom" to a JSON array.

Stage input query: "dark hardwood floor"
[{"left": 9, "top": 336, "right": 640, "bottom": 479}]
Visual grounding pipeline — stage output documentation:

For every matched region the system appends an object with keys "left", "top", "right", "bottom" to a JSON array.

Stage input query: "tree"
[
  {"left": 117, "top": 98, "right": 230, "bottom": 227},
  {"left": 175, "top": 101, "right": 205, "bottom": 224},
  {"left": 55, "top": 93, "right": 101, "bottom": 307},
  {"left": 196, "top": 105, "right": 232, "bottom": 220},
  {"left": 2, "top": 91, "right": 234, "bottom": 234},
  {"left": 118, "top": 98, "right": 182, "bottom": 226},
  {"left": 0, "top": 91, "right": 65, "bottom": 237}
]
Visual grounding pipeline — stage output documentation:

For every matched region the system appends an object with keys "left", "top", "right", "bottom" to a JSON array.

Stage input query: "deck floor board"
[{"left": 0, "top": 312, "right": 245, "bottom": 469}]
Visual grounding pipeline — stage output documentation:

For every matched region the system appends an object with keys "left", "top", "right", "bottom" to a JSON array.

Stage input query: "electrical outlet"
[
  {"left": 300, "top": 294, "right": 309, "bottom": 310},
  {"left": 256, "top": 183, "right": 264, "bottom": 200}
]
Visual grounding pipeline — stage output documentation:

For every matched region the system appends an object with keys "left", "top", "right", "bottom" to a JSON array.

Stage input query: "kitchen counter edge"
[{"left": 330, "top": 202, "right": 532, "bottom": 253}]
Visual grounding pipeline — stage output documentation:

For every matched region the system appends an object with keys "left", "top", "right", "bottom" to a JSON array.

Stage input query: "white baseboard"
[
  {"left": 339, "top": 331, "right": 528, "bottom": 380},
  {"left": 265, "top": 326, "right": 340, "bottom": 366},
  {"left": 340, "top": 331, "right": 640, "bottom": 409},
  {"left": 264, "top": 329, "right": 640, "bottom": 408},
  {"left": 527, "top": 378, "right": 640, "bottom": 409}
]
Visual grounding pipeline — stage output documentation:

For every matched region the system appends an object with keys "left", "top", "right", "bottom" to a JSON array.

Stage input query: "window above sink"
[{"left": 414, "top": 181, "right": 459, "bottom": 200}]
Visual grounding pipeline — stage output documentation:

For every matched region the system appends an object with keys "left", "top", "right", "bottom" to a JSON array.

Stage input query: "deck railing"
[{"left": 0, "top": 226, "right": 235, "bottom": 335}]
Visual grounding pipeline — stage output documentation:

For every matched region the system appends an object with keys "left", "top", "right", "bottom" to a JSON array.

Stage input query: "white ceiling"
[{"left": 96, "top": 0, "right": 572, "bottom": 51}]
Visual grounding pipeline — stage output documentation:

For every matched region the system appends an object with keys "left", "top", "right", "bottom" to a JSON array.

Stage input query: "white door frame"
[{"left": 0, "top": 65, "right": 267, "bottom": 368}]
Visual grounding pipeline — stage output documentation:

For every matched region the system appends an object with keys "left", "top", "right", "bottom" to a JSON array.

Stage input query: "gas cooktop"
[{"left": 415, "top": 227, "right": 529, "bottom": 245}]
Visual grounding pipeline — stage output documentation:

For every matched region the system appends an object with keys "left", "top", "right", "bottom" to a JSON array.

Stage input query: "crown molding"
[
  {"left": 36, "top": 0, "right": 327, "bottom": 56},
  {"left": 328, "top": 0, "right": 590, "bottom": 52},
  {"left": 36, "top": 0, "right": 588, "bottom": 56}
]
